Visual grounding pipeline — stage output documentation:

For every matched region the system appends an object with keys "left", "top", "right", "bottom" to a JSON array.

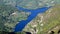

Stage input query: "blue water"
[{"left": 14, "top": 6, "right": 51, "bottom": 32}]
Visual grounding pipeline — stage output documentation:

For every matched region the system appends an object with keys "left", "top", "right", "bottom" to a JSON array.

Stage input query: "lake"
[{"left": 14, "top": 6, "right": 51, "bottom": 32}]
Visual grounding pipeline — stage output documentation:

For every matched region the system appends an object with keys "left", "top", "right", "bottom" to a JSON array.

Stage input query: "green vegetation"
[
  {"left": 0, "top": 31, "right": 26, "bottom": 34},
  {"left": 37, "top": 5, "right": 60, "bottom": 34},
  {"left": 0, "top": 4, "right": 30, "bottom": 32}
]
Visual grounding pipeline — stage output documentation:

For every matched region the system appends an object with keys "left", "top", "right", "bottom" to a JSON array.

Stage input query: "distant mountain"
[{"left": 3, "top": 0, "right": 58, "bottom": 9}]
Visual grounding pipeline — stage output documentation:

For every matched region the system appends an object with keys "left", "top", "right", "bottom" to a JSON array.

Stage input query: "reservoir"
[{"left": 14, "top": 6, "right": 51, "bottom": 32}]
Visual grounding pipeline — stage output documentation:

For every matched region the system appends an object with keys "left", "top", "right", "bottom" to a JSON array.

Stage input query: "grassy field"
[{"left": 37, "top": 5, "right": 60, "bottom": 34}]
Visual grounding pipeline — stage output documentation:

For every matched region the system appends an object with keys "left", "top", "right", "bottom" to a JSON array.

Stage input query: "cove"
[{"left": 14, "top": 6, "right": 51, "bottom": 32}]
